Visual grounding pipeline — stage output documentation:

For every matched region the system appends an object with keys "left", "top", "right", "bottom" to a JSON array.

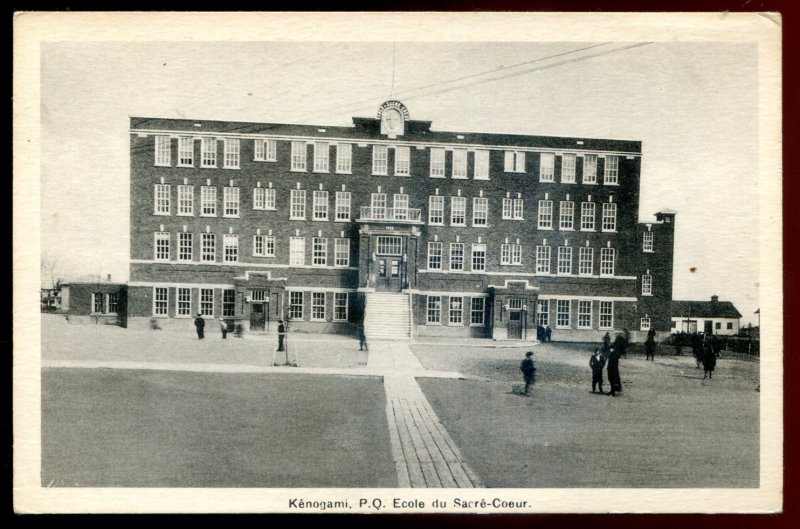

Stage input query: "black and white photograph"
[{"left": 14, "top": 12, "right": 782, "bottom": 514}]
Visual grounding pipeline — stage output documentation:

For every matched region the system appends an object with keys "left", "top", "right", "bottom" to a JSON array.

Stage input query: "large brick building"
[{"left": 127, "top": 101, "right": 676, "bottom": 342}]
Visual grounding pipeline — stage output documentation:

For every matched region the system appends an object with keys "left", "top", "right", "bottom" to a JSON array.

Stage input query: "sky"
[{"left": 39, "top": 40, "right": 761, "bottom": 324}]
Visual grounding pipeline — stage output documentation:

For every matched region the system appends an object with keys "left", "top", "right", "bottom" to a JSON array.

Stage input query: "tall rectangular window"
[
  {"left": 372, "top": 145, "right": 388, "bottom": 175},
  {"left": 253, "top": 187, "right": 276, "bottom": 210},
  {"left": 501, "top": 243, "right": 522, "bottom": 265},
  {"left": 604, "top": 156, "right": 619, "bottom": 185},
  {"left": 583, "top": 154, "right": 598, "bottom": 184},
  {"left": 602, "top": 202, "right": 618, "bottom": 232},
  {"left": 599, "top": 301, "right": 614, "bottom": 329},
  {"left": 334, "top": 238, "right": 350, "bottom": 267},
  {"left": 311, "top": 292, "right": 326, "bottom": 321},
  {"left": 502, "top": 198, "right": 513, "bottom": 219},
  {"left": 289, "top": 236, "right": 305, "bottom": 266},
  {"left": 450, "top": 243, "right": 464, "bottom": 271},
  {"left": 201, "top": 138, "right": 216, "bottom": 168},
  {"left": 514, "top": 199, "right": 524, "bottom": 220},
  {"left": 201, "top": 233, "right": 216, "bottom": 262},
  {"left": 536, "top": 245, "right": 551, "bottom": 273},
  {"left": 290, "top": 189, "right": 306, "bottom": 220},
  {"left": 254, "top": 139, "right": 277, "bottom": 161},
  {"left": 428, "top": 195, "right": 444, "bottom": 225},
  {"left": 536, "top": 299, "right": 549, "bottom": 327},
  {"left": 430, "top": 148, "right": 445, "bottom": 177},
  {"left": 370, "top": 193, "right": 387, "bottom": 219},
  {"left": 223, "top": 186, "right": 240, "bottom": 217},
  {"left": 557, "top": 246, "right": 573, "bottom": 274},
  {"left": 470, "top": 297, "right": 485, "bottom": 325},
  {"left": 600, "top": 247, "right": 616, "bottom": 276},
  {"left": 471, "top": 243, "right": 486, "bottom": 271},
  {"left": 253, "top": 234, "right": 276, "bottom": 257},
  {"left": 393, "top": 194, "right": 409, "bottom": 220},
  {"left": 561, "top": 153, "right": 576, "bottom": 183},
  {"left": 427, "top": 296, "right": 441, "bottom": 324},
  {"left": 643, "top": 231, "right": 654, "bottom": 252},
  {"left": 200, "top": 288, "right": 214, "bottom": 317},
  {"left": 155, "top": 135, "right": 171, "bottom": 166},
  {"left": 336, "top": 143, "right": 352, "bottom": 173},
  {"left": 107, "top": 293, "right": 119, "bottom": 314},
  {"left": 428, "top": 241, "right": 443, "bottom": 270},
  {"left": 92, "top": 293, "right": 104, "bottom": 314},
  {"left": 581, "top": 202, "right": 596, "bottom": 231},
  {"left": 474, "top": 150, "right": 490, "bottom": 180},
  {"left": 223, "top": 138, "right": 240, "bottom": 169},
  {"left": 395, "top": 146, "right": 410, "bottom": 176},
  {"left": 312, "top": 237, "right": 327, "bottom": 266},
  {"left": 502, "top": 198, "right": 524, "bottom": 220},
  {"left": 334, "top": 292, "right": 348, "bottom": 321},
  {"left": 452, "top": 149, "right": 467, "bottom": 179},
  {"left": 313, "top": 190, "right": 329, "bottom": 221},
  {"left": 314, "top": 142, "right": 330, "bottom": 172},
  {"left": 335, "top": 191, "right": 351, "bottom": 221},
  {"left": 473, "top": 197, "right": 488, "bottom": 226},
  {"left": 538, "top": 200, "right": 553, "bottom": 229},
  {"left": 578, "top": 300, "right": 592, "bottom": 328},
  {"left": 539, "top": 152, "right": 555, "bottom": 182},
  {"left": 557, "top": 299, "right": 571, "bottom": 328},
  {"left": 449, "top": 296, "right": 463, "bottom": 324},
  {"left": 153, "top": 287, "right": 168, "bottom": 316},
  {"left": 177, "top": 288, "right": 191, "bottom": 317},
  {"left": 291, "top": 141, "right": 307, "bottom": 171},
  {"left": 451, "top": 196, "right": 467, "bottom": 226},
  {"left": 178, "top": 137, "right": 193, "bottom": 167},
  {"left": 223, "top": 234, "right": 239, "bottom": 263},
  {"left": 223, "top": 289, "right": 235, "bottom": 317},
  {"left": 177, "top": 185, "right": 193, "bottom": 216},
  {"left": 154, "top": 184, "right": 171, "bottom": 215},
  {"left": 504, "top": 151, "right": 525, "bottom": 172},
  {"left": 289, "top": 291, "right": 303, "bottom": 319},
  {"left": 178, "top": 232, "right": 193, "bottom": 261},
  {"left": 154, "top": 232, "right": 170, "bottom": 261},
  {"left": 579, "top": 247, "right": 594, "bottom": 275},
  {"left": 201, "top": 186, "right": 216, "bottom": 216},
  {"left": 642, "top": 274, "right": 653, "bottom": 296},
  {"left": 559, "top": 201, "right": 574, "bottom": 230}
]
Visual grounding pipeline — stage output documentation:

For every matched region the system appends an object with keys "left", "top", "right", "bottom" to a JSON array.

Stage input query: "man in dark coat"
[
  {"left": 702, "top": 334, "right": 717, "bottom": 379},
  {"left": 589, "top": 348, "right": 606, "bottom": 394},
  {"left": 358, "top": 323, "right": 368, "bottom": 351},
  {"left": 691, "top": 333, "right": 703, "bottom": 368},
  {"left": 614, "top": 333, "right": 628, "bottom": 358},
  {"left": 519, "top": 351, "right": 537, "bottom": 396},
  {"left": 194, "top": 313, "right": 205, "bottom": 339},
  {"left": 536, "top": 324, "right": 544, "bottom": 342},
  {"left": 277, "top": 320, "right": 286, "bottom": 352},
  {"left": 601, "top": 332, "right": 611, "bottom": 354},
  {"left": 644, "top": 329, "right": 656, "bottom": 361},
  {"left": 606, "top": 346, "right": 622, "bottom": 396},
  {"left": 544, "top": 325, "right": 552, "bottom": 342}
]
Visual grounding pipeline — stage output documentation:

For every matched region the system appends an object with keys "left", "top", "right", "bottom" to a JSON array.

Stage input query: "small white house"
[{"left": 671, "top": 295, "right": 742, "bottom": 336}]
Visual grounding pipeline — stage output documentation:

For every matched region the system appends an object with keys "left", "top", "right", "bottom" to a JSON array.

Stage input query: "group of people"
[
  {"left": 589, "top": 340, "right": 624, "bottom": 397},
  {"left": 692, "top": 333, "right": 718, "bottom": 379},
  {"left": 191, "top": 314, "right": 244, "bottom": 340},
  {"left": 536, "top": 324, "right": 552, "bottom": 342}
]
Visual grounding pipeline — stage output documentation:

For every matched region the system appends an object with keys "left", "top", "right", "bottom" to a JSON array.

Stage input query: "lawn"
[
  {"left": 42, "top": 369, "right": 395, "bottom": 487},
  {"left": 413, "top": 343, "right": 759, "bottom": 488}
]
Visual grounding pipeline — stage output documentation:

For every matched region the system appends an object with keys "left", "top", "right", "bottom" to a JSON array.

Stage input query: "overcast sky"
[{"left": 40, "top": 40, "right": 760, "bottom": 323}]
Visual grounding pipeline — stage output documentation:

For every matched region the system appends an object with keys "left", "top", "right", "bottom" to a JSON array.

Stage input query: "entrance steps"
[{"left": 364, "top": 292, "right": 411, "bottom": 341}]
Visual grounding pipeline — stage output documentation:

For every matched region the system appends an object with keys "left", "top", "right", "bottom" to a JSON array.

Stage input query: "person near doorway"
[
  {"left": 219, "top": 318, "right": 228, "bottom": 339},
  {"left": 194, "top": 313, "right": 205, "bottom": 340},
  {"left": 358, "top": 323, "right": 368, "bottom": 351},
  {"left": 590, "top": 348, "right": 606, "bottom": 394},
  {"left": 277, "top": 320, "right": 286, "bottom": 352},
  {"left": 607, "top": 346, "right": 622, "bottom": 396},
  {"left": 519, "top": 351, "right": 537, "bottom": 396},
  {"left": 544, "top": 325, "right": 552, "bottom": 342},
  {"left": 536, "top": 324, "right": 544, "bottom": 342}
]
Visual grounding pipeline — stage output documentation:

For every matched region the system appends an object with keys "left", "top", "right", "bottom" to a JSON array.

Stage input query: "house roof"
[{"left": 671, "top": 300, "right": 742, "bottom": 319}]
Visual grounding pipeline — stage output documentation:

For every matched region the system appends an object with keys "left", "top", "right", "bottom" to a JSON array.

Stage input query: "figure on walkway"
[
  {"left": 277, "top": 320, "right": 286, "bottom": 352},
  {"left": 536, "top": 324, "right": 544, "bottom": 342},
  {"left": 589, "top": 348, "right": 606, "bottom": 394},
  {"left": 607, "top": 346, "right": 622, "bottom": 396},
  {"left": 544, "top": 325, "right": 552, "bottom": 342},
  {"left": 712, "top": 334, "right": 723, "bottom": 358},
  {"left": 519, "top": 351, "right": 537, "bottom": 396},
  {"left": 358, "top": 322, "right": 368, "bottom": 352},
  {"left": 691, "top": 333, "right": 703, "bottom": 368},
  {"left": 702, "top": 334, "right": 717, "bottom": 379},
  {"left": 219, "top": 318, "right": 228, "bottom": 339},
  {"left": 644, "top": 329, "right": 656, "bottom": 361},
  {"left": 194, "top": 313, "right": 205, "bottom": 339},
  {"left": 614, "top": 333, "right": 628, "bottom": 358},
  {"left": 602, "top": 332, "right": 611, "bottom": 354}
]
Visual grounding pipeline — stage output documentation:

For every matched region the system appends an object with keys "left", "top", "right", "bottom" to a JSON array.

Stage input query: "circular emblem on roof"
[{"left": 377, "top": 100, "right": 409, "bottom": 137}]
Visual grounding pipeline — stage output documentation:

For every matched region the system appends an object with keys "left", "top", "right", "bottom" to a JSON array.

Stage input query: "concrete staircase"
[{"left": 364, "top": 292, "right": 411, "bottom": 341}]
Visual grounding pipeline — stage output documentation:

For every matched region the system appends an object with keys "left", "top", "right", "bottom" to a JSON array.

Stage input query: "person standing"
[
  {"left": 219, "top": 318, "right": 228, "bottom": 339},
  {"left": 519, "top": 351, "right": 537, "bottom": 396},
  {"left": 194, "top": 313, "right": 205, "bottom": 340},
  {"left": 644, "top": 329, "right": 656, "bottom": 361},
  {"left": 544, "top": 325, "right": 552, "bottom": 342},
  {"left": 702, "top": 334, "right": 717, "bottom": 379},
  {"left": 607, "top": 346, "right": 622, "bottom": 396},
  {"left": 614, "top": 333, "right": 628, "bottom": 358},
  {"left": 589, "top": 348, "right": 606, "bottom": 394},
  {"left": 358, "top": 322, "right": 368, "bottom": 351},
  {"left": 277, "top": 320, "right": 286, "bottom": 352},
  {"left": 602, "top": 332, "right": 611, "bottom": 354}
]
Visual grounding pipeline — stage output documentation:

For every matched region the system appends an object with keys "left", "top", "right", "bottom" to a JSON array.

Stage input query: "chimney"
[
  {"left": 711, "top": 295, "right": 719, "bottom": 304},
  {"left": 107, "top": 274, "right": 112, "bottom": 282}
]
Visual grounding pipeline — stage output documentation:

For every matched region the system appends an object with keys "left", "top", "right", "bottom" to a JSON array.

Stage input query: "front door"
[
  {"left": 250, "top": 302, "right": 266, "bottom": 331},
  {"left": 704, "top": 320, "right": 713, "bottom": 335},
  {"left": 508, "top": 311, "right": 523, "bottom": 339},
  {"left": 375, "top": 257, "right": 401, "bottom": 291}
]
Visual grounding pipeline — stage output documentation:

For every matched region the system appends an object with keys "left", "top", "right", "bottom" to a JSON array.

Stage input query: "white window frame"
[
  {"left": 178, "top": 137, "right": 193, "bottom": 167},
  {"left": 154, "top": 232, "right": 170, "bottom": 261},
  {"left": 559, "top": 201, "right": 574, "bottom": 230},
  {"left": 290, "top": 189, "right": 306, "bottom": 220},
  {"left": 155, "top": 135, "right": 171, "bottom": 167},
  {"left": 430, "top": 148, "right": 445, "bottom": 178},
  {"left": 556, "top": 299, "right": 571, "bottom": 329},
  {"left": 253, "top": 187, "right": 276, "bottom": 211},
  {"left": 426, "top": 296, "right": 442, "bottom": 324},
  {"left": 394, "top": 146, "right": 410, "bottom": 176},
  {"left": 504, "top": 151, "right": 525, "bottom": 173},
  {"left": 470, "top": 297, "right": 485, "bottom": 326},
  {"left": 291, "top": 141, "right": 307, "bottom": 172},
  {"left": 428, "top": 241, "right": 443, "bottom": 270},
  {"left": 370, "top": 192, "right": 387, "bottom": 219},
  {"left": 201, "top": 233, "right": 216, "bottom": 262},
  {"left": 578, "top": 300, "right": 593, "bottom": 329},
  {"left": 452, "top": 149, "right": 467, "bottom": 179},
  {"left": 643, "top": 231, "right": 654, "bottom": 252},
  {"left": 372, "top": 144, "right": 388, "bottom": 175},
  {"left": 450, "top": 242, "right": 464, "bottom": 271},
  {"left": 289, "top": 236, "right": 305, "bottom": 266},
  {"left": 312, "top": 237, "right": 328, "bottom": 266},
  {"left": 254, "top": 138, "right": 277, "bottom": 162},
  {"left": 223, "top": 186, "right": 240, "bottom": 218},
  {"left": 602, "top": 202, "right": 618, "bottom": 232},
  {"left": 200, "top": 186, "right": 217, "bottom": 217},
  {"left": 600, "top": 247, "right": 616, "bottom": 277},
  {"left": 561, "top": 153, "right": 576, "bottom": 183},
  {"left": 201, "top": 137, "right": 217, "bottom": 168},
  {"left": 313, "top": 190, "right": 329, "bottom": 221},
  {"left": 501, "top": 243, "right": 522, "bottom": 266},
  {"left": 335, "top": 191, "right": 351, "bottom": 221},
  {"left": 334, "top": 238, "right": 350, "bottom": 267},
  {"left": 448, "top": 296, "right": 463, "bottom": 325},
  {"left": 428, "top": 195, "right": 444, "bottom": 225},
  {"left": 311, "top": 292, "right": 326, "bottom": 321},
  {"left": 200, "top": 288, "right": 214, "bottom": 317},
  {"left": 288, "top": 291, "right": 304, "bottom": 319},
  {"left": 474, "top": 149, "right": 490, "bottom": 180},
  {"left": 580, "top": 202, "right": 596, "bottom": 231},
  {"left": 599, "top": 301, "right": 614, "bottom": 330},
  {"left": 153, "top": 287, "right": 168, "bottom": 316},
  {"left": 471, "top": 243, "right": 486, "bottom": 272},
  {"left": 223, "top": 234, "right": 239, "bottom": 263},
  {"left": 640, "top": 316, "right": 651, "bottom": 331},
  {"left": 176, "top": 287, "right": 192, "bottom": 317},
  {"left": 177, "top": 185, "right": 194, "bottom": 216},
  {"left": 539, "top": 152, "right": 555, "bottom": 182},
  {"left": 451, "top": 196, "right": 467, "bottom": 226},
  {"left": 536, "top": 245, "right": 551, "bottom": 274},
  {"left": 537, "top": 200, "right": 553, "bottom": 229},
  {"left": 557, "top": 246, "right": 573, "bottom": 275},
  {"left": 178, "top": 232, "right": 193, "bottom": 262},
  {"left": 154, "top": 184, "right": 171, "bottom": 215},
  {"left": 333, "top": 292, "right": 349, "bottom": 322},
  {"left": 253, "top": 234, "right": 276, "bottom": 257},
  {"left": 222, "top": 289, "right": 235, "bottom": 317},
  {"left": 223, "top": 138, "right": 240, "bottom": 169},
  {"left": 376, "top": 236, "right": 402, "bottom": 255},
  {"left": 336, "top": 143, "right": 352, "bottom": 174},
  {"left": 393, "top": 194, "right": 409, "bottom": 220},
  {"left": 472, "top": 197, "right": 488, "bottom": 227},
  {"left": 579, "top": 247, "right": 594, "bottom": 276},
  {"left": 604, "top": 156, "right": 619, "bottom": 185},
  {"left": 583, "top": 154, "right": 598, "bottom": 184},
  {"left": 536, "top": 299, "right": 549, "bottom": 327},
  {"left": 642, "top": 274, "right": 653, "bottom": 296},
  {"left": 313, "top": 142, "right": 330, "bottom": 173}
]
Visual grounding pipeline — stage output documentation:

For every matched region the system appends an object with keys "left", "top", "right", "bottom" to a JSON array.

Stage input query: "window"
[
  {"left": 92, "top": 293, "right": 104, "bottom": 314},
  {"left": 640, "top": 317, "right": 651, "bottom": 331},
  {"left": 578, "top": 300, "right": 592, "bottom": 329},
  {"left": 559, "top": 201, "right": 574, "bottom": 230},
  {"left": 557, "top": 246, "right": 573, "bottom": 274},
  {"left": 451, "top": 196, "right": 467, "bottom": 226},
  {"left": 223, "top": 289, "right": 235, "bottom": 317},
  {"left": 313, "top": 190, "right": 329, "bottom": 221},
  {"left": 395, "top": 146, "right": 410, "bottom": 176},
  {"left": 599, "top": 301, "right": 614, "bottom": 329},
  {"left": 107, "top": 293, "right": 119, "bottom": 314},
  {"left": 334, "top": 238, "right": 350, "bottom": 267},
  {"left": 201, "top": 233, "right": 216, "bottom": 262},
  {"left": 643, "top": 231, "right": 654, "bottom": 252},
  {"left": 501, "top": 243, "right": 522, "bottom": 265},
  {"left": 178, "top": 232, "right": 193, "bottom": 261},
  {"left": 560, "top": 153, "right": 577, "bottom": 183},
  {"left": 430, "top": 148, "right": 445, "bottom": 177},
  {"left": 336, "top": 143, "right": 352, "bottom": 173},
  {"left": 602, "top": 203, "right": 618, "bottom": 232},
  {"left": 536, "top": 299, "right": 549, "bottom": 327},
  {"left": 502, "top": 198, "right": 512, "bottom": 219},
  {"left": 314, "top": 142, "right": 329, "bottom": 172},
  {"left": 428, "top": 241, "right": 443, "bottom": 270},
  {"left": 200, "top": 289, "right": 214, "bottom": 317},
  {"left": 557, "top": 300, "right": 571, "bottom": 328},
  {"left": 452, "top": 149, "right": 467, "bottom": 179},
  {"left": 580, "top": 202, "right": 596, "bottom": 231},
  {"left": 334, "top": 292, "right": 348, "bottom": 321},
  {"left": 600, "top": 247, "right": 615, "bottom": 276},
  {"left": 223, "top": 234, "right": 239, "bottom": 263},
  {"left": 449, "top": 296, "right": 463, "bottom": 324},
  {"left": 201, "top": 186, "right": 217, "bottom": 216},
  {"left": 370, "top": 192, "right": 387, "bottom": 219},
  {"left": 201, "top": 138, "right": 216, "bottom": 168},
  {"left": 154, "top": 184, "right": 171, "bottom": 216},
  {"left": 290, "top": 189, "right": 306, "bottom": 220},
  {"left": 474, "top": 150, "right": 490, "bottom": 180},
  {"left": 223, "top": 187, "right": 239, "bottom": 217},
  {"left": 289, "top": 291, "right": 303, "bottom": 319},
  {"left": 155, "top": 135, "right": 171, "bottom": 166},
  {"left": 372, "top": 145, "right": 388, "bottom": 175},
  {"left": 254, "top": 139, "right": 277, "bottom": 162},
  {"left": 539, "top": 152, "right": 555, "bottom": 182},
  {"left": 504, "top": 151, "right": 525, "bottom": 173},
  {"left": 289, "top": 237, "right": 305, "bottom": 266},
  {"left": 177, "top": 185, "right": 193, "bottom": 216},
  {"left": 727, "top": 322, "right": 733, "bottom": 330},
  {"left": 312, "top": 237, "right": 327, "bottom": 266},
  {"left": 427, "top": 296, "right": 442, "bottom": 324},
  {"left": 311, "top": 292, "right": 326, "bottom": 320},
  {"left": 253, "top": 234, "right": 275, "bottom": 257},
  {"left": 153, "top": 287, "right": 168, "bottom": 316},
  {"left": 450, "top": 243, "right": 464, "bottom": 271},
  {"left": 376, "top": 236, "right": 402, "bottom": 255},
  {"left": 503, "top": 198, "right": 524, "bottom": 220},
  {"left": 223, "top": 138, "right": 240, "bottom": 169},
  {"left": 428, "top": 195, "right": 444, "bottom": 225},
  {"left": 471, "top": 243, "right": 486, "bottom": 271},
  {"left": 393, "top": 194, "right": 409, "bottom": 220},
  {"left": 536, "top": 245, "right": 551, "bottom": 274},
  {"left": 579, "top": 247, "right": 594, "bottom": 275},
  {"left": 178, "top": 137, "right": 193, "bottom": 167},
  {"left": 583, "top": 154, "right": 598, "bottom": 184},
  {"left": 253, "top": 187, "right": 276, "bottom": 210},
  {"left": 291, "top": 141, "right": 307, "bottom": 171},
  {"left": 604, "top": 156, "right": 619, "bottom": 185},
  {"left": 177, "top": 288, "right": 191, "bottom": 317},
  {"left": 335, "top": 191, "right": 351, "bottom": 221},
  {"left": 473, "top": 197, "right": 488, "bottom": 226},
  {"left": 470, "top": 297, "right": 485, "bottom": 325},
  {"left": 642, "top": 274, "right": 653, "bottom": 296},
  {"left": 154, "top": 232, "right": 170, "bottom": 261},
  {"left": 537, "top": 200, "right": 553, "bottom": 229}
]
